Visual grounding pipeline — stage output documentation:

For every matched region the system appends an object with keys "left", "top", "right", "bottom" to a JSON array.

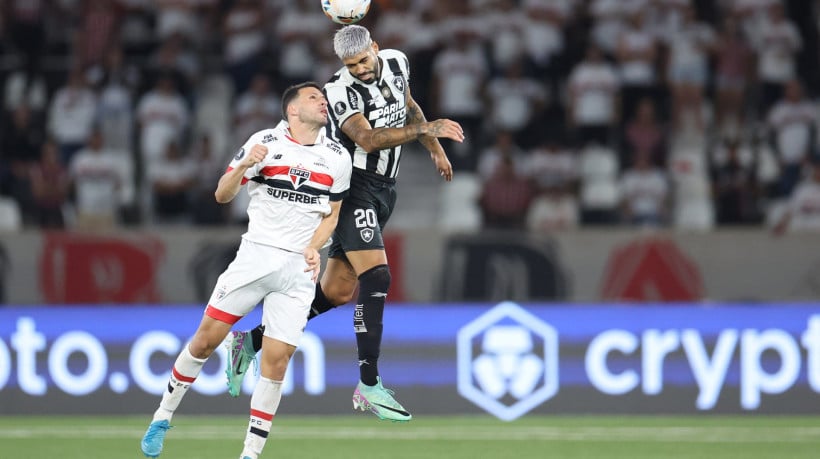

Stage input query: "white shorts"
[{"left": 205, "top": 238, "right": 313, "bottom": 346}]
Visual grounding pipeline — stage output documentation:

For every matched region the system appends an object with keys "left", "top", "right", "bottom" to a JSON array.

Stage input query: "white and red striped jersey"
[{"left": 227, "top": 121, "right": 352, "bottom": 252}]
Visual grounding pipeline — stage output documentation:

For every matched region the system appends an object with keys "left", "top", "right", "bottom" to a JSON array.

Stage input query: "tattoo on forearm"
[
  {"left": 370, "top": 125, "right": 421, "bottom": 149},
  {"left": 407, "top": 102, "right": 426, "bottom": 125}
]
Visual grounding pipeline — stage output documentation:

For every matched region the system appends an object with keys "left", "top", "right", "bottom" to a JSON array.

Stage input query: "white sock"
[
  {"left": 241, "top": 377, "right": 283, "bottom": 457},
  {"left": 153, "top": 345, "right": 206, "bottom": 422}
]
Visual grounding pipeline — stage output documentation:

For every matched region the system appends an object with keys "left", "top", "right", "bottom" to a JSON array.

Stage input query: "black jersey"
[{"left": 324, "top": 49, "right": 411, "bottom": 180}]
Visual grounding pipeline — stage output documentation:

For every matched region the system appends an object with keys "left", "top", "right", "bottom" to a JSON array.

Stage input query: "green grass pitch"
[{"left": 1, "top": 415, "right": 819, "bottom": 458}]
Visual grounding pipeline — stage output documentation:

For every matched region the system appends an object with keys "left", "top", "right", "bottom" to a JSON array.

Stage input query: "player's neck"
[{"left": 287, "top": 124, "right": 321, "bottom": 146}]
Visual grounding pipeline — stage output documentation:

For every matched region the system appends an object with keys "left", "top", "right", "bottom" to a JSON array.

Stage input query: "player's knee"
[
  {"left": 358, "top": 264, "right": 391, "bottom": 295},
  {"left": 323, "top": 283, "right": 356, "bottom": 305},
  {"left": 263, "top": 354, "right": 291, "bottom": 380}
]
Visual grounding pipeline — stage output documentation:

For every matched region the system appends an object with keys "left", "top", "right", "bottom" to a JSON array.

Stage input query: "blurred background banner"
[
  {"left": 2, "top": 229, "right": 820, "bottom": 304},
  {"left": 1, "top": 302, "right": 819, "bottom": 419}
]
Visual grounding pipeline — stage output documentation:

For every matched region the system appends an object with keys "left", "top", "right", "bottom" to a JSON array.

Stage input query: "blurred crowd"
[{"left": 1, "top": 0, "right": 820, "bottom": 233}]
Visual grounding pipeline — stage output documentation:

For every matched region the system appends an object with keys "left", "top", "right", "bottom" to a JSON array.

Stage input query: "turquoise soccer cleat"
[
  {"left": 352, "top": 377, "right": 412, "bottom": 422},
  {"left": 141, "top": 419, "right": 171, "bottom": 458},
  {"left": 225, "top": 330, "right": 258, "bottom": 397}
]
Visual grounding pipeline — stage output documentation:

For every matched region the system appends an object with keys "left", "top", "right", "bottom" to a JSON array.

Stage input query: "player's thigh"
[
  {"left": 206, "top": 239, "right": 277, "bottom": 322},
  {"left": 260, "top": 267, "right": 313, "bottom": 348},
  {"left": 345, "top": 249, "right": 388, "bottom": 276}
]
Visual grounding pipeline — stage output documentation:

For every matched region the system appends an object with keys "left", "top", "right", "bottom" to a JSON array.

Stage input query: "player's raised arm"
[
  {"left": 214, "top": 144, "right": 267, "bottom": 203},
  {"left": 340, "top": 110, "right": 464, "bottom": 154},
  {"left": 404, "top": 88, "right": 454, "bottom": 181}
]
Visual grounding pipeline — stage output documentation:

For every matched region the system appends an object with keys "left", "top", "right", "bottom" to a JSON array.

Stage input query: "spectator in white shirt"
[
  {"left": 147, "top": 140, "right": 197, "bottom": 224},
  {"left": 773, "top": 156, "right": 820, "bottom": 234},
  {"left": 766, "top": 79, "right": 816, "bottom": 197},
  {"left": 431, "top": 27, "right": 489, "bottom": 171},
  {"left": 485, "top": 58, "right": 548, "bottom": 149},
  {"left": 69, "top": 129, "right": 130, "bottom": 230},
  {"left": 615, "top": 11, "right": 659, "bottom": 124},
  {"left": 224, "top": 0, "right": 267, "bottom": 94},
  {"left": 273, "top": 0, "right": 330, "bottom": 91},
  {"left": 664, "top": 5, "right": 715, "bottom": 134},
  {"left": 477, "top": 131, "right": 529, "bottom": 182},
  {"left": 527, "top": 185, "right": 579, "bottom": 232},
  {"left": 589, "top": 0, "right": 630, "bottom": 55},
  {"left": 753, "top": 2, "right": 802, "bottom": 115},
  {"left": 233, "top": 73, "right": 281, "bottom": 146},
  {"left": 521, "top": 0, "right": 573, "bottom": 76},
  {"left": 619, "top": 151, "right": 670, "bottom": 226},
  {"left": 135, "top": 74, "right": 190, "bottom": 173},
  {"left": 728, "top": 0, "right": 782, "bottom": 45},
  {"left": 527, "top": 139, "right": 578, "bottom": 193},
  {"left": 48, "top": 68, "right": 98, "bottom": 165},
  {"left": 567, "top": 45, "right": 620, "bottom": 147}
]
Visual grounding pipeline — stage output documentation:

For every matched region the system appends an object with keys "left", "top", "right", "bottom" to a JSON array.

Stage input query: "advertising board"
[{"left": 1, "top": 303, "right": 818, "bottom": 419}]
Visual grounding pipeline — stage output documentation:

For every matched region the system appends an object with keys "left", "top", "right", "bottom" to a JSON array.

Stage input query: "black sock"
[
  {"left": 250, "top": 324, "right": 265, "bottom": 353},
  {"left": 308, "top": 283, "right": 337, "bottom": 320},
  {"left": 354, "top": 265, "right": 390, "bottom": 386}
]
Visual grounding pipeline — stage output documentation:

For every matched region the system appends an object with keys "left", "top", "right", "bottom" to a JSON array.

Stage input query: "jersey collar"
[{"left": 278, "top": 120, "right": 325, "bottom": 146}]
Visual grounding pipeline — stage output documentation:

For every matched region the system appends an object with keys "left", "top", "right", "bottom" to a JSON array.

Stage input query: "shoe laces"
[
  {"left": 379, "top": 386, "right": 395, "bottom": 396},
  {"left": 146, "top": 422, "right": 171, "bottom": 439},
  {"left": 236, "top": 335, "right": 259, "bottom": 375}
]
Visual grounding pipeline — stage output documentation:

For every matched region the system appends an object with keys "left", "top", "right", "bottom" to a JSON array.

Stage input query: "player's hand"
[
  {"left": 432, "top": 152, "right": 453, "bottom": 182},
  {"left": 424, "top": 119, "right": 465, "bottom": 143},
  {"left": 242, "top": 144, "right": 268, "bottom": 168},
  {"left": 303, "top": 247, "right": 321, "bottom": 282}
]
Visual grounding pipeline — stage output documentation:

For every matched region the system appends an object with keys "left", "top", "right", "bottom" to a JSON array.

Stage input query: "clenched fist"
[{"left": 240, "top": 144, "right": 268, "bottom": 168}]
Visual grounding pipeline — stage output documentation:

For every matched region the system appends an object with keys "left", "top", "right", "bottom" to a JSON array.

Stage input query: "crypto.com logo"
[{"left": 457, "top": 302, "right": 558, "bottom": 421}]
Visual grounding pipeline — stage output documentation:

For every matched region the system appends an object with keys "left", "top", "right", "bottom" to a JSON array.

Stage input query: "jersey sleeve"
[
  {"left": 397, "top": 50, "right": 410, "bottom": 81},
  {"left": 329, "top": 146, "right": 353, "bottom": 202},
  {"left": 226, "top": 131, "right": 266, "bottom": 183},
  {"left": 325, "top": 84, "right": 363, "bottom": 129},
  {"left": 380, "top": 49, "right": 411, "bottom": 81}
]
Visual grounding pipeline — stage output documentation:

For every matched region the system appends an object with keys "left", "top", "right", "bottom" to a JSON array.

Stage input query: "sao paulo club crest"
[{"left": 289, "top": 166, "right": 311, "bottom": 189}]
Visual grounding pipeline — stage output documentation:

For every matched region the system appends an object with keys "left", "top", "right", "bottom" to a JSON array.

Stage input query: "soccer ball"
[{"left": 321, "top": 0, "right": 371, "bottom": 25}]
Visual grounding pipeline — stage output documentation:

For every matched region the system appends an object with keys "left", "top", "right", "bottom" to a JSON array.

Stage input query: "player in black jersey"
[{"left": 226, "top": 25, "right": 463, "bottom": 422}]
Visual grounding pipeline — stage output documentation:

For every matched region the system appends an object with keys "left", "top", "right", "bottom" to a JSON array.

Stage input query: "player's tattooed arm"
[
  {"left": 406, "top": 93, "right": 454, "bottom": 181},
  {"left": 342, "top": 113, "right": 424, "bottom": 152},
  {"left": 342, "top": 103, "right": 465, "bottom": 155}
]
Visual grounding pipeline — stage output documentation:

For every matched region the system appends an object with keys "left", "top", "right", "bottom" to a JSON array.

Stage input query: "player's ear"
[{"left": 371, "top": 41, "right": 379, "bottom": 54}]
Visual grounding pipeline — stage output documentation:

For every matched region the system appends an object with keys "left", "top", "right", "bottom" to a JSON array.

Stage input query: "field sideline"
[{"left": 1, "top": 415, "right": 819, "bottom": 458}]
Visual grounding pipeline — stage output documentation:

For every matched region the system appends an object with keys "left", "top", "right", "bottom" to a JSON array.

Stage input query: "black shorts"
[{"left": 328, "top": 171, "right": 397, "bottom": 258}]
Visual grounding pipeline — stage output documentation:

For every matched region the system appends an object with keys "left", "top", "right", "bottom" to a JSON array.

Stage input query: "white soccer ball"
[{"left": 321, "top": 0, "right": 371, "bottom": 25}]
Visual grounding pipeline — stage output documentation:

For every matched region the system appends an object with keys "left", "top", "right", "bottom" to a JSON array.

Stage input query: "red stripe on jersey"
[
  {"left": 250, "top": 409, "right": 275, "bottom": 421},
  {"left": 260, "top": 165, "right": 291, "bottom": 177},
  {"left": 205, "top": 305, "right": 242, "bottom": 324},
  {"left": 260, "top": 166, "right": 333, "bottom": 187},
  {"left": 172, "top": 367, "right": 196, "bottom": 383},
  {"left": 310, "top": 171, "right": 333, "bottom": 186},
  {"left": 225, "top": 166, "right": 249, "bottom": 185}
]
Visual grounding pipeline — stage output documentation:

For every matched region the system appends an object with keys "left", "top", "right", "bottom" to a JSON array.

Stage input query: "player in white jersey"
[
  {"left": 226, "top": 25, "right": 464, "bottom": 423},
  {"left": 140, "top": 82, "right": 351, "bottom": 459}
]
